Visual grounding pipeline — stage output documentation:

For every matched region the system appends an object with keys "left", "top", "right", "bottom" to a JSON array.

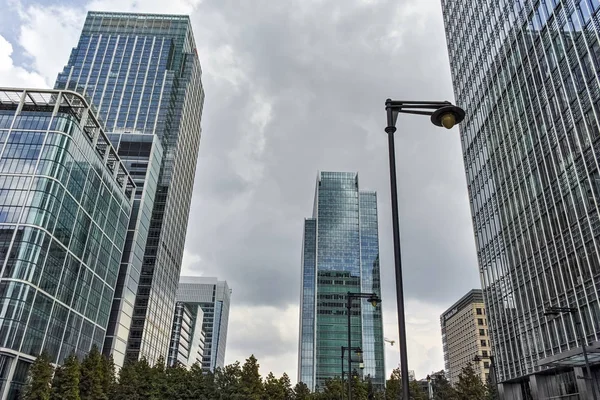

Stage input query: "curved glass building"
[{"left": 0, "top": 88, "right": 134, "bottom": 399}]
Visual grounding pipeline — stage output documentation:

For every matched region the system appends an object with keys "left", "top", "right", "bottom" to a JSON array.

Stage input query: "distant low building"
[
  {"left": 168, "top": 302, "right": 206, "bottom": 368},
  {"left": 440, "top": 289, "right": 491, "bottom": 385},
  {"left": 171, "top": 276, "right": 231, "bottom": 371}
]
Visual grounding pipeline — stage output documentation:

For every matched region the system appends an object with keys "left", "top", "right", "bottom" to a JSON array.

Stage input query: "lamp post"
[
  {"left": 384, "top": 99, "right": 465, "bottom": 400},
  {"left": 544, "top": 306, "right": 598, "bottom": 400},
  {"left": 473, "top": 354, "right": 499, "bottom": 398},
  {"left": 426, "top": 374, "right": 433, "bottom": 400},
  {"left": 341, "top": 346, "right": 363, "bottom": 400},
  {"left": 346, "top": 292, "right": 381, "bottom": 400}
]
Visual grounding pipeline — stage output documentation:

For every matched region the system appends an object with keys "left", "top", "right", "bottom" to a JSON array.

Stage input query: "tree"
[
  {"left": 279, "top": 373, "right": 294, "bottom": 400},
  {"left": 50, "top": 354, "right": 80, "bottom": 400},
  {"left": 409, "top": 381, "right": 427, "bottom": 400},
  {"left": 264, "top": 372, "right": 285, "bottom": 400},
  {"left": 455, "top": 363, "right": 487, "bottom": 400},
  {"left": 79, "top": 346, "right": 106, "bottom": 400},
  {"left": 432, "top": 372, "right": 456, "bottom": 400},
  {"left": 165, "top": 363, "right": 189, "bottom": 399},
  {"left": 21, "top": 351, "right": 54, "bottom": 400},
  {"left": 112, "top": 360, "right": 141, "bottom": 400},
  {"left": 215, "top": 361, "right": 243, "bottom": 399},
  {"left": 99, "top": 355, "right": 115, "bottom": 399},
  {"left": 293, "top": 382, "right": 311, "bottom": 400},
  {"left": 240, "top": 355, "right": 263, "bottom": 399},
  {"left": 385, "top": 369, "right": 401, "bottom": 400}
]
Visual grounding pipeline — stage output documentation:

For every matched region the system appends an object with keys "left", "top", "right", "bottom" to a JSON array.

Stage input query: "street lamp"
[
  {"left": 346, "top": 292, "right": 381, "bottom": 400},
  {"left": 473, "top": 354, "right": 499, "bottom": 398},
  {"left": 384, "top": 99, "right": 465, "bottom": 400},
  {"left": 544, "top": 306, "right": 598, "bottom": 400},
  {"left": 341, "top": 346, "right": 363, "bottom": 400},
  {"left": 426, "top": 374, "right": 433, "bottom": 400}
]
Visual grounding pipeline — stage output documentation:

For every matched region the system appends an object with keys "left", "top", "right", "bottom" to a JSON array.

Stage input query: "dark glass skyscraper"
[
  {"left": 0, "top": 88, "right": 134, "bottom": 399},
  {"left": 56, "top": 11, "right": 205, "bottom": 367},
  {"left": 442, "top": 0, "right": 600, "bottom": 397},
  {"left": 298, "top": 172, "right": 384, "bottom": 391}
]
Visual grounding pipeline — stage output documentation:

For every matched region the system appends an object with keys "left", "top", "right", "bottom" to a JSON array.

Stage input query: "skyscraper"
[
  {"left": 298, "top": 171, "right": 385, "bottom": 391},
  {"left": 55, "top": 12, "right": 205, "bottom": 366},
  {"left": 0, "top": 88, "right": 135, "bottom": 399},
  {"left": 440, "top": 289, "right": 491, "bottom": 385},
  {"left": 442, "top": 1, "right": 600, "bottom": 397},
  {"left": 173, "top": 276, "right": 231, "bottom": 371}
]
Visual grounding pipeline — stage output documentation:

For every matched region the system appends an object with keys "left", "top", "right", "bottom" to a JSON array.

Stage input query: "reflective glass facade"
[
  {"left": 174, "top": 277, "right": 231, "bottom": 372},
  {"left": 55, "top": 11, "right": 205, "bottom": 366},
  {"left": 442, "top": 0, "right": 600, "bottom": 396},
  {"left": 298, "top": 172, "right": 385, "bottom": 391},
  {"left": 0, "top": 88, "right": 134, "bottom": 400}
]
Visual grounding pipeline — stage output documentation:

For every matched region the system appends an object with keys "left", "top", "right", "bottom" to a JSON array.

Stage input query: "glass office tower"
[
  {"left": 298, "top": 172, "right": 384, "bottom": 391},
  {"left": 55, "top": 12, "right": 205, "bottom": 366},
  {"left": 442, "top": 0, "right": 600, "bottom": 398},
  {"left": 0, "top": 88, "right": 134, "bottom": 399},
  {"left": 174, "top": 276, "right": 231, "bottom": 371}
]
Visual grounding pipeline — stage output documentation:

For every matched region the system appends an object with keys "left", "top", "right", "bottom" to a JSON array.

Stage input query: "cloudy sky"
[{"left": 0, "top": 0, "right": 481, "bottom": 382}]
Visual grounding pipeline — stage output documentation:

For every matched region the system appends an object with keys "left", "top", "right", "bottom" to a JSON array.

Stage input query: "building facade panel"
[{"left": 442, "top": 0, "right": 600, "bottom": 397}]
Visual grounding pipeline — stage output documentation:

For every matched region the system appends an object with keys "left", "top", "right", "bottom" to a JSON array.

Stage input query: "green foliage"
[
  {"left": 50, "top": 354, "right": 80, "bottom": 400},
  {"left": 21, "top": 351, "right": 54, "bottom": 400},
  {"left": 264, "top": 372, "right": 285, "bottom": 400},
  {"left": 240, "top": 355, "right": 264, "bottom": 399},
  {"left": 79, "top": 346, "right": 106, "bottom": 400},
  {"left": 279, "top": 373, "right": 294, "bottom": 400},
  {"left": 455, "top": 363, "right": 487, "bottom": 400},
  {"left": 26, "top": 351, "right": 393, "bottom": 400},
  {"left": 293, "top": 382, "right": 311, "bottom": 400},
  {"left": 432, "top": 372, "right": 456, "bottom": 400},
  {"left": 99, "top": 355, "right": 115, "bottom": 399},
  {"left": 111, "top": 360, "right": 140, "bottom": 400}
]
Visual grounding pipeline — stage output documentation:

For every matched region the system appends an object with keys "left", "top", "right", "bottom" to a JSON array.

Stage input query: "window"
[
  {"left": 482, "top": 350, "right": 488, "bottom": 357},
  {"left": 480, "top": 329, "right": 486, "bottom": 336},
  {"left": 476, "top": 308, "right": 482, "bottom": 315},
  {"left": 478, "top": 318, "right": 484, "bottom": 325},
  {"left": 481, "top": 340, "right": 487, "bottom": 347},
  {"left": 484, "top": 362, "right": 490, "bottom": 368}
]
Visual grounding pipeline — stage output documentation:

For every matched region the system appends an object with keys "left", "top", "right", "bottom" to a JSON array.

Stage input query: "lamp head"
[
  {"left": 431, "top": 104, "right": 465, "bottom": 129},
  {"left": 359, "top": 362, "right": 365, "bottom": 370},
  {"left": 426, "top": 374, "right": 431, "bottom": 382},
  {"left": 367, "top": 295, "right": 381, "bottom": 307},
  {"left": 355, "top": 348, "right": 363, "bottom": 358}
]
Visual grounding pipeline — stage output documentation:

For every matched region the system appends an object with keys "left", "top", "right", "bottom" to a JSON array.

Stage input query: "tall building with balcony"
[
  {"left": 167, "top": 302, "right": 205, "bottom": 368},
  {"left": 440, "top": 289, "right": 491, "bottom": 385},
  {"left": 298, "top": 171, "right": 385, "bottom": 391},
  {"left": 441, "top": 1, "right": 600, "bottom": 398},
  {"left": 174, "top": 276, "right": 231, "bottom": 371},
  {"left": 0, "top": 88, "right": 135, "bottom": 400},
  {"left": 55, "top": 11, "right": 205, "bottom": 367}
]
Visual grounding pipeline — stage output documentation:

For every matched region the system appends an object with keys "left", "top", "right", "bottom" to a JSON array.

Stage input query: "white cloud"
[
  {"left": 16, "top": 5, "right": 83, "bottom": 85},
  {"left": 225, "top": 304, "right": 299, "bottom": 380},
  {"left": 0, "top": 34, "right": 47, "bottom": 88},
  {"left": 383, "top": 299, "right": 446, "bottom": 380}
]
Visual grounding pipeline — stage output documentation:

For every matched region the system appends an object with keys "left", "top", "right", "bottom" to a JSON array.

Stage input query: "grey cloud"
[{"left": 5, "top": 0, "right": 483, "bottom": 378}]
